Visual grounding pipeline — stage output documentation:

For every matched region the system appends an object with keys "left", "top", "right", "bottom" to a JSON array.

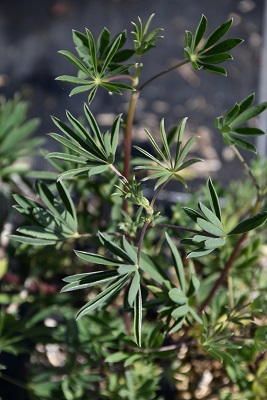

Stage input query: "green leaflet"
[
  {"left": 61, "top": 270, "right": 119, "bottom": 292},
  {"left": 98, "top": 233, "right": 136, "bottom": 265},
  {"left": 229, "top": 212, "right": 267, "bottom": 235},
  {"left": 206, "top": 178, "right": 222, "bottom": 221},
  {"left": 165, "top": 233, "right": 186, "bottom": 292},
  {"left": 168, "top": 288, "right": 187, "bottom": 305},
  {"left": 75, "top": 274, "right": 130, "bottom": 319},
  {"left": 7, "top": 235, "right": 56, "bottom": 246},
  {"left": 196, "top": 218, "right": 224, "bottom": 237},
  {"left": 216, "top": 94, "right": 267, "bottom": 153},
  {"left": 134, "top": 287, "right": 142, "bottom": 347},
  {"left": 135, "top": 118, "right": 201, "bottom": 190},
  {"left": 193, "top": 15, "right": 207, "bottom": 50},
  {"left": 198, "top": 202, "right": 224, "bottom": 230},
  {"left": 128, "top": 272, "right": 140, "bottom": 307},
  {"left": 74, "top": 250, "right": 125, "bottom": 266}
]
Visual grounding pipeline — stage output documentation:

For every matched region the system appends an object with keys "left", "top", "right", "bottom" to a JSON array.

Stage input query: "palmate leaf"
[
  {"left": 215, "top": 93, "right": 267, "bottom": 153},
  {"left": 57, "top": 28, "right": 135, "bottom": 103},
  {"left": 47, "top": 108, "right": 123, "bottom": 180},
  {"left": 0, "top": 95, "right": 41, "bottom": 184},
  {"left": 184, "top": 15, "right": 243, "bottom": 76},
  {"left": 181, "top": 178, "right": 226, "bottom": 258},
  {"left": 135, "top": 118, "right": 201, "bottom": 190},
  {"left": 9, "top": 181, "right": 78, "bottom": 246},
  {"left": 131, "top": 14, "right": 164, "bottom": 57}
]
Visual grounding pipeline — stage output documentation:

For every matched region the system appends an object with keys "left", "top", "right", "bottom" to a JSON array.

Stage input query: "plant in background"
[{"left": 1, "top": 12, "right": 267, "bottom": 400}]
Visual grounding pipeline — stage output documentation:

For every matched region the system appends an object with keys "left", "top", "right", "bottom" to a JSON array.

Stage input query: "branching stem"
[
  {"left": 137, "top": 178, "right": 172, "bottom": 265},
  {"left": 231, "top": 145, "right": 262, "bottom": 197},
  {"left": 198, "top": 232, "right": 248, "bottom": 314},
  {"left": 138, "top": 59, "right": 189, "bottom": 92},
  {"left": 104, "top": 75, "right": 134, "bottom": 83}
]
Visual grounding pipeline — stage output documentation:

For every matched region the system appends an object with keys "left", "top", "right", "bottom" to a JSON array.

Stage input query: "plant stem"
[
  {"left": 138, "top": 59, "right": 189, "bottom": 92},
  {"left": 109, "top": 163, "right": 128, "bottom": 185},
  {"left": 123, "top": 82, "right": 139, "bottom": 183},
  {"left": 104, "top": 75, "right": 134, "bottom": 83},
  {"left": 150, "top": 178, "right": 172, "bottom": 208},
  {"left": 198, "top": 232, "right": 248, "bottom": 314},
  {"left": 197, "top": 147, "right": 265, "bottom": 312},
  {"left": 0, "top": 372, "right": 28, "bottom": 391},
  {"left": 154, "top": 223, "right": 215, "bottom": 237},
  {"left": 231, "top": 145, "right": 262, "bottom": 197},
  {"left": 137, "top": 179, "right": 172, "bottom": 265},
  {"left": 227, "top": 272, "right": 234, "bottom": 310}
]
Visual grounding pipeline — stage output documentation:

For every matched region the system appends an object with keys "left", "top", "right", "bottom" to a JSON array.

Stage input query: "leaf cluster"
[
  {"left": 8, "top": 181, "right": 78, "bottom": 245},
  {"left": 215, "top": 93, "right": 267, "bottom": 153},
  {"left": 135, "top": 118, "right": 202, "bottom": 189},
  {"left": 61, "top": 233, "right": 143, "bottom": 346},
  {"left": 56, "top": 29, "right": 135, "bottom": 103},
  {"left": 184, "top": 15, "right": 243, "bottom": 76},
  {"left": 0, "top": 95, "right": 41, "bottom": 184},
  {"left": 182, "top": 178, "right": 226, "bottom": 257},
  {"left": 160, "top": 233, "right": 202, "bottom": 333},
  {"left": 201, "top": 313, "right": 242, "bottom": 365},
  {"left": 46, "top": 106, "right": 122, "bottom": 180},
  {"left": 131, "top": 13, "right": 164, "bottom": 57}
]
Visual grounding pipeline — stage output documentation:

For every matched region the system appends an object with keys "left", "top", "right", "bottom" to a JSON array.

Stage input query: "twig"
[
  {"left": 198, "top": 233, "right": 248, "bottom": 314},
  {"left": 138, "top": 59, "right": 189, "bottom": 92}
]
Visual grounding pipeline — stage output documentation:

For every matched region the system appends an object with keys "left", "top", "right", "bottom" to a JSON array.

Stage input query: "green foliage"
[
  {"left": 135, "top": 118, "right": 202, "bottom": 189},
  {"left": 184, "top": 15, "right": 243, "bottom": 76},
  {"left": 1, "top": 11, "right": 267, "bottom": 400},
  {"left": 8, "top": 181, "right": 78, "bottom": 245},
  {"left": 0, "top": 95, "right": 41, "bottom": 186},
  {"left": 181, "top": 178, "right": 226, "bottom": 257},
  {"left": 215, "top": 93, "right": 267, "bottom": 153},
  {"left": 46, "top": 106, "right": 122, "bottom": 180},
  {"left": 57, "top": 29, "right": 135, "bottom": 103},
  {"left": 131, "top": 13, "right": 164, "bottom": 57}
]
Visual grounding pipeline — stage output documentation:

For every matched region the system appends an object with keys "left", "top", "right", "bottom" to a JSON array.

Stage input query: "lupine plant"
[{"left": 1, "top": 13, "right": 267, "bottom": 399}]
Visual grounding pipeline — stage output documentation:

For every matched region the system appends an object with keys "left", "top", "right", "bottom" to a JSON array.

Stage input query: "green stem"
[
  {"left": 0, "top": 372, "right": 29, "bottom": 391},
  {"left": 137, "top": 178, "right": 172, "bottom": 265},
  {"left": 199, "top": 159, "right": 266, "bottom": 314},
  {"left": 228, "top": 272, "right": 234, "bottom": 310},
  {"left": 150, "top": 178, "right": 172, "bottom": 208},
  {"left": 122, "top": 59, "right": 189, "bottom": 210},
  {"left": 109, "top": 163, "right": 128, "bottom": 185},
  {"left": 198, "top": 233, "right": 248, "bottom": 314},
  {"left": 195, "top": 144, "right": 266, "bottom": 312},
  {"left": 104, "top": 75, "right": 134, "bottom": 83},
  {"left": 231, "top": 145, "right": 262, "bottom": 198},
  {"left": 123, "top": 91, "right": 139, "bottom": 183},
  {"left": 138, "top": 59, "right": 189, "bottom": 92}
]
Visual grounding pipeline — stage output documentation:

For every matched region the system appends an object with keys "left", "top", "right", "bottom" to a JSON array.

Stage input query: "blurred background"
[{"left": 0, "top": 0, "right": 266, "bottom": 184}]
